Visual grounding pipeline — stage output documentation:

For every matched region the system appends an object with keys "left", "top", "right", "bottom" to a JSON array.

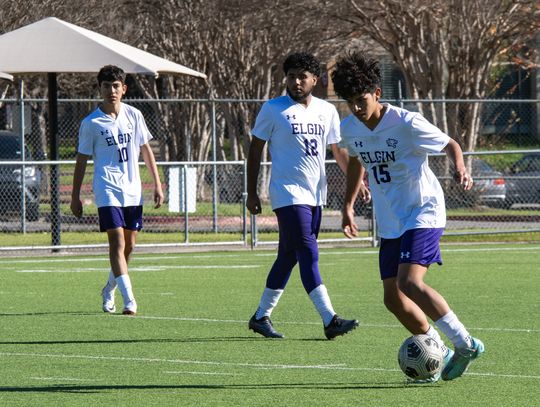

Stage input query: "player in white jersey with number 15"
[
  {"left": 71, "top": 65, "right": 163, "bottom": 316},
  {"left": 246, "top": 52, "right": 369, "bottom": 340},
  {"left": 332, "top": 52, "right": 484, "bottom": 382}
]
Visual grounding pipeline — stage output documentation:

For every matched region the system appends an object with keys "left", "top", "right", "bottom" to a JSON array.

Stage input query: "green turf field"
[{"left": 0, "top": 244, "right": 538, "bottom": 406}]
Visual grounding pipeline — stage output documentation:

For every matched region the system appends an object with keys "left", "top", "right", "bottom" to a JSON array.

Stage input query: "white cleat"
[
  {"left": 122, "top": 300, "right": 137, "bottom": 316},
  {"left": 101, "top": 285, "right": 116, "bottom": 313}
]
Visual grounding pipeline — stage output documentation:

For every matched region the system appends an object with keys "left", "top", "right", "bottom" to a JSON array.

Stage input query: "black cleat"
[
  {"left": 249, "top": 315, "right": 284, "bottom": 338},
  {"left": 324, "top": 315, "right": 359, "bottom": 340}
]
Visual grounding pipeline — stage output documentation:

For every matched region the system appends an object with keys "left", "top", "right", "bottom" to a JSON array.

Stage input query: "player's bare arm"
[
  {"left": 141, "top": 143, "right": 164, "bottom": 208},
  {"left": 330, "top": 143, "right": 349, "bottom": 174},
  {"left": 70, "top": 153, "right": 90, "bottom": 218},
  {"left": 246, "top": 136, "right": 266, "bottom": 214},
  {"left": 443, "top": 139, "right": 473, "bottom": 191}
]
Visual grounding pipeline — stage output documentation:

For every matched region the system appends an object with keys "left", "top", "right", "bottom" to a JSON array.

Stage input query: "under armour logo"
[
  {"left": 354, "top": 141, "right": 363, "bottom": 148},
  {"left": 100, "top": 130, "right": 110, "bottom": 136},
  {"left": 286, "top": 115, "right": 296, "bottom": 120},
  {"left": 400, "top": 251, "right": 410, "bottom": 259}
]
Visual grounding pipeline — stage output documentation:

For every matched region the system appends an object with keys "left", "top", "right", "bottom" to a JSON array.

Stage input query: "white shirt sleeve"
[
  {"left": 410, "top": 114, "right": 450, "bottom": 153},
  {"left": 77, "top": 119, "right": 93, "bottom": 156},
  {"left": 251, "top": 102, "right": 274, "bottom": 141}
]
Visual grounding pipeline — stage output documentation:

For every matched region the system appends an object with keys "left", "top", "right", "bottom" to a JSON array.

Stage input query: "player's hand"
[
  {"left": 246, "top": 194, "right": 262, "bottom": 215},
  {"left": 154, "top": 186, "right": 164, "bottom": 209},
  {"left": 358, "top": 184, "right": 372, "bottom": 203},
  {"left": 70, "top": 199, "right": 83, "bottom": 218},
  {"left": 341, "top": 207, "right": 358, "bottom": 239},
  {"left": 454, "top": 167, "right": 473, "bottom": 191}
]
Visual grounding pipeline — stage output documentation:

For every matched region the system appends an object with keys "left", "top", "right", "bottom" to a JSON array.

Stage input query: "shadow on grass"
[{"left": 0, "top": 381, "right": 428, "bottom": 393}]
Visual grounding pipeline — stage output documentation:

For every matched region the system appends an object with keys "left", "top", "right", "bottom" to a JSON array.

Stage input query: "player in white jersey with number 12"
[
  {"left": 332, "top": 51, "right": 484, "bottom": 381},
  {"left": 246, "top": 52, "right": 369, "bottom": 340},
  {"left": 71, "top": 65, "right": 163, "bottom": 316}
]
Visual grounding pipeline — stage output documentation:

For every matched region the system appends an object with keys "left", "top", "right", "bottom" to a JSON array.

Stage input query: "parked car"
[
  {"left": 504, "top": 153, "right": 540, "bottom": 207},
  {"left": 328, "top": 156, "right": 506, "bottom": 211},
  {"left": 471, "top": 158, "right": 507, "bottom": 207},
  {"left": 0, "top": 130, "right": 42, "bottom": 221}
]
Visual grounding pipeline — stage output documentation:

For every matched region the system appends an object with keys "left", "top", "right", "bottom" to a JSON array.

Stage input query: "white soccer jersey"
[
  {"left": 340, "top": 103, "right": 450, "bottom": 238},
  {"left": 252, "top": 94, "right": 341, "bottom": 210},
  {"left": 78, "top": 103, "right": 152, "bottom": 208}
]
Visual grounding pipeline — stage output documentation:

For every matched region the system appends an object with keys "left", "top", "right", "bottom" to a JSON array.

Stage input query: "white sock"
[
  {"left": 115, "top": 274, "right": 135, "bottom": 304},
  {"left": 105, "top": 270, "right": 117, "bottom": 291},
  {"left": 435, "top": 311, "right": 472, "bottom": 349},
  {"left": 255, "top": 287, "right": 284, "bottom": 320},
  {"left": 309, "top": 284, "right": 336, "bottom": 326}
]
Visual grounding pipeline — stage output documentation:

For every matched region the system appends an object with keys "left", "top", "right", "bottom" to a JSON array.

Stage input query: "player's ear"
[{"left": 374, "top": 87, "right": 382, "bottom": 100}]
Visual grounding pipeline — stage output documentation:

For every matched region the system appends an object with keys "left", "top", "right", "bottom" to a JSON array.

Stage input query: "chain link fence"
[{"left": 0, "top": 97, "right": 538, "bottom": 253}]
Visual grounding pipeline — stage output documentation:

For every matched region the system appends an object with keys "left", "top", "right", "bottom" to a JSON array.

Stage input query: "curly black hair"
[
  {"left": 97, "top": 65, "right": 126, "bottom": 85},
  {"left": 331, "top": 52, "right": 381, "bottom": 100},
  {"left": 283, "top": 52, "right": 321, "bottom": 77}
]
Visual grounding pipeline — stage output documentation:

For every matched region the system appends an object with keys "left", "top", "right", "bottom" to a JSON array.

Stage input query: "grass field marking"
[
  {"left": 0, "top": 352, "right": 346, "bottom": 370},
  {"left": 1, "top": 244, "right": 538, "bottom": 266},
  {"left": 442, "top": 246, "right": 540, "bottom": 253},
  {"left": 466, "top": 372, "right": 540, "bottom": 380},
  {"left": 3, "top": 352, "right": 540, "bottom": 380},
  {"left": 15, "top": 265, "right": 262, "bottom": 273},
  {"left": 3, "top": 258, "right": 111, "bottom": 264},
  {"left": 118, "top": 315, "right": 540, "bottom": 334},
  {"left": 16, "top": 268, "right": 120, "bottom": 273},
  {"left": 473, "top": 326, "right": 539, "bottom": 333},
  {"left": 134, "top": 315, "right": 395, "bottom": 328}
]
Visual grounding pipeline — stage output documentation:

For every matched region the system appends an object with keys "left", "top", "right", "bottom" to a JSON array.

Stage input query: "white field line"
[
  {"left": 0, "top": 352, "right": 344, "bottom": 370},
  {"left": 2, "top": 245, "right": 539, "bottom": 265},
  {"left": 1, "top": 311, "right": 535, "bottom": 334},
  {"left": 2, "top": 352, "right": 539, "bottom": 380},
  {"left": 107, "top": 315, "right": 540, "bottom": 334},
  {"left": 2, "top": 311, "right": 536, "bottom": 334},
  {"left": 15, "top": 265, "right": 261, "bottom": 273}
]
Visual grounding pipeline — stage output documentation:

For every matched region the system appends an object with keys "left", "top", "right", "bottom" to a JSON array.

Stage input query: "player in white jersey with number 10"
[
  {"left": 332, "top": 51, "right": 484, "bottom": 381},
  {"left": 71, "top": 65, "right": 163, "bottom": 316},
  {"left": 246, "top": 52, "right": 368, "bottom": 340}
]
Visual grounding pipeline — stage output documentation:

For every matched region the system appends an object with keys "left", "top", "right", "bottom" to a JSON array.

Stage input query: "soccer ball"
[{"left": 398, "top": 334, "right": 444, "bottom": 380}]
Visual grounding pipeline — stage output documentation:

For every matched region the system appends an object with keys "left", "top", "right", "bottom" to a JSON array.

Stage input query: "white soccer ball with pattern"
[{"left": 398, "top": 334, "right": 444, "bottom": 380}]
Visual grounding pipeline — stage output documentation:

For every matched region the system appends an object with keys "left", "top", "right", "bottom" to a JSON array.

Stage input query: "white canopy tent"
[
  {"left": 0, "top": 17, "right": 207, "bottom": 247},
  {"left": 0, "top": 72, "right": 13, "bottom": 81},
  {"left": 0, "top": 17, "right": 206, "bottom": 78}
]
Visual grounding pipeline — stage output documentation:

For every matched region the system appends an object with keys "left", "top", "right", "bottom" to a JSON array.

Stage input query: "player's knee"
[
  {"left": 383, "top": 292, "right": 401, "bottom": 314},
  {"left": 396, "top": 275, "right": 421, "bottom": 298},
  {"left": 124, "top": 242, "right": 135, "bottom": 256}
]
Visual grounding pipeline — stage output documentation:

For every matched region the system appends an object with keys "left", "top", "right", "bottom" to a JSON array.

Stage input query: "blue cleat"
[
  {"left": 442, "top": 337, "right": 484, "bottom": 381},
  {"left": 442, "top": 345, "right": 454, "bottom": 370}
]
